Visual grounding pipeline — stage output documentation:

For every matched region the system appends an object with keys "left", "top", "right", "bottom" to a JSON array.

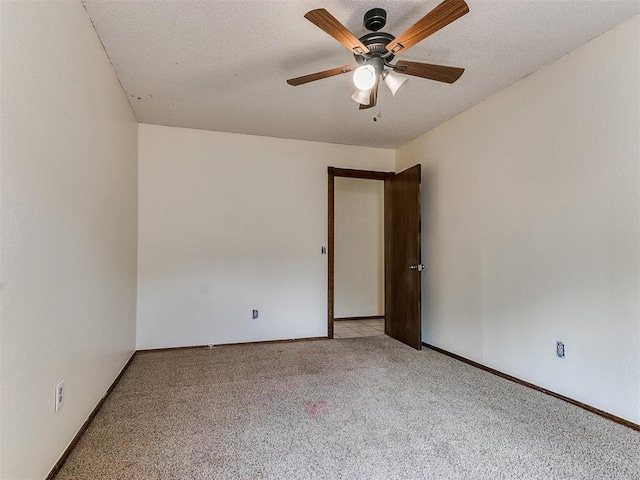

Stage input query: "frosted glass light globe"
[
  {"left": 353, "top": 65, "right": 377, "bottom": 91},
  {"left": 351, "top": 88, "right": 372, "bottom": 105},
  {"left": 382, "top": 70, "right": 408, "bottom": 97}
]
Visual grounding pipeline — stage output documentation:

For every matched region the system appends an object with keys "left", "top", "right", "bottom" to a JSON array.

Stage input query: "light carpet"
[{"left": 55, "top": 336, "right": 639, "bottom": 479}]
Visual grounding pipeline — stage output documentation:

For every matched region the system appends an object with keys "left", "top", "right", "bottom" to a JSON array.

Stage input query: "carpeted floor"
[{"left": 55, "top": 336, "right": 639, "bottom": 479}]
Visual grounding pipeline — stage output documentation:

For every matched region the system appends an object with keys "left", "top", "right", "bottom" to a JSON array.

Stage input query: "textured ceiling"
[{"left": 82, "top": 0, "right": 639, "bottom": 149}]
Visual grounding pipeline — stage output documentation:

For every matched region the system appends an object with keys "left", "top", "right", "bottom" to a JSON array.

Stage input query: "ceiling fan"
[{"left": 286, "top": 0, "right": 469, "bottom": 110}]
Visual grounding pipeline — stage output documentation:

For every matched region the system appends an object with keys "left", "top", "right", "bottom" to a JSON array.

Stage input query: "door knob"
[{"left": 410, "top": 264, "right": 425, "bottom": 271}]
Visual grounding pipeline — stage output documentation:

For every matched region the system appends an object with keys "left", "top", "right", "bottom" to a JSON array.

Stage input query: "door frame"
[{"left": 327, "top": 167, "right": 393, "bottom": 339}]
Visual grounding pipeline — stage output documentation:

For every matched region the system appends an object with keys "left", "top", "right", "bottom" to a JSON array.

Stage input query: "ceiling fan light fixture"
[
  {"left": 383, "top": 70, "right": 409, "bottom": 97},
  {"left": 353, "top": 64, "right": 377, "bottom": 91},
  {"left": 351, "top": 88, "right": 372, "bottom": 105}
]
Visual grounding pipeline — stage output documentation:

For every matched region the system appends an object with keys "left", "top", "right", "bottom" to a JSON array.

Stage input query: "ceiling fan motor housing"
[
  {"left": 364, "top": 8, "right": 387, "bottom": 31},
  {"left": 354, "top": 7, "right": 396, "bottom": 65},
  {"left": 354, "top": 32, "right": 396, "bottom": 65}
]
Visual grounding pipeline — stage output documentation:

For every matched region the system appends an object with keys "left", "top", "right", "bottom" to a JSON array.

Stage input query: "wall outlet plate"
[
  {"left": 252, "top": 309, "right": 258, "bottom": 319},
  {"left": 55, "top": 380, "right": 64, "bottom": 412},
  {"left": 556, "top": 341, "right": 565, "bottom": 358}
]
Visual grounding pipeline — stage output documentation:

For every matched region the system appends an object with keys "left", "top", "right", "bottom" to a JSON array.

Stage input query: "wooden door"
[{"left": 384, "top": 164, "right": 422, "bottom": 349}]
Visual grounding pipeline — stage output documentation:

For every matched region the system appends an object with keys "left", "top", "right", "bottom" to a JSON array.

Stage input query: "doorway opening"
[
  {"left": 327, "top": 166, "right": 423, "bottom": 349},
  {"left": 334, "top": 175, "right": 385, "bottom": 338},
  {"left": 327, "top": 167, "right": 393, "bottom": 338}
]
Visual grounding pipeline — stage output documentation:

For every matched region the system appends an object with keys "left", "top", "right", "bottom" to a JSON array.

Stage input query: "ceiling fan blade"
[
  {"left": 359, "top": 81, "right": 379, "bottom": 110},
  {"left": 394, "top": 61, "right": 464, "bottom": 84},
  {"left": 287, "top": 65, "right": 354, "bottom": 86},
  {"left": 305, "top": 9, "right": 370, "bottom": 55},
  {"left": 385, "top": 0, "right": 469, "bottom": 56}
]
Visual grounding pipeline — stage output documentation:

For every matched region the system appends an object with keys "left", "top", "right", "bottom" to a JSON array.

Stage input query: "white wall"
[
  {"left": 396, "top": 16, "right": 640, "bottom": 424},
  {"left": 137, "top": 124, "right": 394, "bottom": 349},
  {"left": 0, "top": 2, "right": 138, "bottom": 478},
  {"left": 334, "top": 177, "right": 384, "bottom": 318}
]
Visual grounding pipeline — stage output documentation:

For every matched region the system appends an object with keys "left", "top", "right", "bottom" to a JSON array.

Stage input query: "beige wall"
[
  {"left": 0, "top": 2, "right": 138, "bottom": 478},
  {"left": 396, "top": 15, "right": 640, "bottom": 424},
  {"left": 334, "top": 177, "right": 384, "bottom": 318},
  {"left": 136, "top": 124, "right": 394, "bottom": 349}
]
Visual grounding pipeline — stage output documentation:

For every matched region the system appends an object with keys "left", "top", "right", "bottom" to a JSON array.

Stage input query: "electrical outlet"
[
  {"left": 556, "top": 341, "right": 565, "bottom": 358},
  {"left": 55, "top": 380, "right": 64, "bottom": 412},
  {"left": 321, "top": 246, "right": 327, "bottom": 255},
  {"left": 252, "top": 309, "right": 259, "bottom": 319}
]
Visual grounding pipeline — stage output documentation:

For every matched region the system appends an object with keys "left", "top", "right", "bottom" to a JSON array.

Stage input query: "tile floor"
[{"left": 334, "top": 318, "right": 385, "bottom": 338}]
